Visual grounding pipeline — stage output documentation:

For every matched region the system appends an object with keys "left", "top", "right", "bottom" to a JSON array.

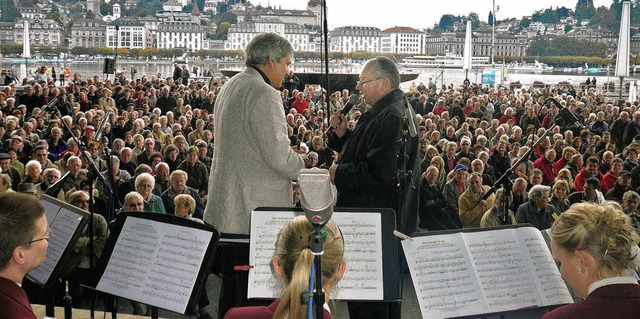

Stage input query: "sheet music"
[
  {"left": 96, "top": 217, "right": 213, "bottom": 314},
  {"left": 28, "top": 204, "right": 85, "bottom": 285},
  {"left": 402, "top": 233, "right": 485, "bottom": 319},
  {"left": 248, "top": 211, "right": 384, "bottom": 300},
  {"left": 402, "top": 226, "right": 573, "bottom": 319},
  {"left": 518, "top": 228, "right": 574, "bottom": 305}
]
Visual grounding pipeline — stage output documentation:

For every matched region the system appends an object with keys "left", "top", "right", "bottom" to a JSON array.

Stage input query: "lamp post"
[
  {"left": 491, "top": 0, "right": 496, "bottom": 66},
  {"left": 114, "top": 25, "right": 120, "bottom": 73}
]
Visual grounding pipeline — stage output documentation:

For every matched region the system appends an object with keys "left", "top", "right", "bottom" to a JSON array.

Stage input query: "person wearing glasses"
[
  {"left": 61, "top": 190, "right": 108, "bottom": 306},
  {"left": 0, "top": 192, "right": 48, "bottom": 319},
  {"left": 327, "top": 56, "right": 419, "bottom": 319}
]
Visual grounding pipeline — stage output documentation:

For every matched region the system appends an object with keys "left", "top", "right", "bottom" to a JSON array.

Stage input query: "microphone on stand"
[
  {"left": 94, "top": 112, "right": 114, "bottom": 141},
  {"left": 298, "top": 168, "right": 334, "bottom": 226},
  {"left": 546, "top": 98, "right": 581, "bottom": 127},
  {"left": 40, "top": 95, "right": 65, "bottom": 115},
  {"left": 325, "top": 94, "right": 359, "bottom": 134},
  {"left": 403, "top": 102, "right": 417, "bottom": 138}
]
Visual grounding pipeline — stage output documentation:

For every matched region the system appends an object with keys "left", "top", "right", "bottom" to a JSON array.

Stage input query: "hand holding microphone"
[{"left": 327, "top": 93, "right": 359, "bottom": 137}]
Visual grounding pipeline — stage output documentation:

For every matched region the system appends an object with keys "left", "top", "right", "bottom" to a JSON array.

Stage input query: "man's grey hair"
[
  {"left": 369, "top": 56, "right": 400, "bottom": 89},
  {"left": 528, "top": 185, "right": 550, "bottom": 201},
  {"left": 245, "top": 33, "right": 293, "bottom": 68}
]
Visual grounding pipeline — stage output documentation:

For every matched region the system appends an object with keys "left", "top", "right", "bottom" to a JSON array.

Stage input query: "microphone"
[
  {"left": 403, "top": 102, "right": 417, "bottom": 138},
  {"left": 40, "top": 95, "right": 64, "bottom": 115},
  {"left": 95, "top": 112, "right": 114, "bottom": 141},
  {"left": 545, "top": 98, "right": 581, "bottom": 127},
  {"left": 298, "top": 168, "right": 334, "bottom": 226},
  {"left": 325, "top": 94, "right": 359, "bottom": 134}
]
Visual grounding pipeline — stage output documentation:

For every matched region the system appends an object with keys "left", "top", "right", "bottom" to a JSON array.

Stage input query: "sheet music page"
[
  {"left": 28, "top": 206, "right": 84, "bottom": 285},
  {"left": 462, "top": 229, "right": 541, "bottom": 312},
  {"left": 402, "top": 233, "right": 486, "bottom": 319},
  {"left": 517, "top": 227, "right": 574, "bottom": 306},
  {"left": 248, "top": 211, "right": 384, "bottom": 300},
  {"left": 96, "top": 217, "right": 213, "bottom": 314}
]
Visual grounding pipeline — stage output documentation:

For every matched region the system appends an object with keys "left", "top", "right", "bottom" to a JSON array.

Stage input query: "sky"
[{"left": 251, "top": 0, "right": 613, "bottom": 30}]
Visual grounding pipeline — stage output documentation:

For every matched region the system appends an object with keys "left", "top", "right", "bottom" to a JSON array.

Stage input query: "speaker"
[{"left": 103, "top": 58, "right": 115, "bottom": 74}]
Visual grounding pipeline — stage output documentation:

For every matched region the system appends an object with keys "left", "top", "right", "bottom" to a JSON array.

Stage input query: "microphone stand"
[
  {"left": 309, "top": 224, "right": 326, "bottom": 319},
  {"left": 49, "top": 104, "right": 115, "bottom": 319}
]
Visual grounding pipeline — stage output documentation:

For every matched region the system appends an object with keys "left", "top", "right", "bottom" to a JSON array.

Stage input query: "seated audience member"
[
  {"left": 542, "top": 202, "right": 640, "bottom": 319},
  {"left": 621, "top": 190, "right": 640, "bottom": 232},
  {"left": 61, "top": 190, "right": 108, "bottom": 306},
  {"left": 481, "top": 188, "right": 516, "bottom": 227},
  {"left": 135, "top": 173, "right": 166, "bottom": 213},
  {"left": 152, "top": 162, "right": 170, "bottom": 196},
  {"left": 601, "top": 158, "right": 624, "bottom": 193},
  {"left": 569, "top": 177, "right": 605, "bottom": 205},
  {"left": 458, "top": 172, "right": 495, "bottom": 228},
  {"left": 176, "top": 146, "right": 208, "bottom": 201},
  {"left": 510, "top": 178, "right": 528, "bottom": 213},
  {"left": 605, "top": 171, "right": 633, "bottom": 202},
  {"left": 122, "top": 191, "right": 144, "bottom": 212},
  {"left": 224, "top": 216, "right": 346, "bottom": 319},
  {"left": 549, "top": 180, "right": 571, "bottom": 214},
  {"left": 0, "top": 193, "right": 48, "bottom": 319},
  {"left": 160, "top": 170, "right": 204, "bottom": 218},
  {"left": 516, "top": 185, "right": 559, "bottom": 230},
  {"left": 574, "top": 156, "right": 603, "bottom": 192}
]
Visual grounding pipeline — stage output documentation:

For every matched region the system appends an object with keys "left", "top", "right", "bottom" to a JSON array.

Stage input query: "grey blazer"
[{"left": 204, "top": 67, "right": 304, "bottom": 234}]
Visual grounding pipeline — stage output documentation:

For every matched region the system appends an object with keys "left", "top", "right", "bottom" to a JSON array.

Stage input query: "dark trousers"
[{"left": 215, "top": 242, "right": 269, "bottom": 319}]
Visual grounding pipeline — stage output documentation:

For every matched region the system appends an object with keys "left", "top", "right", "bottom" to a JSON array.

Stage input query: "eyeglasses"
[
  {"left": 26, "top": 227, "right": 52, "bottom": 245},
  {"left": 356, "top": 77, "right": 384, "bottom": 87}
]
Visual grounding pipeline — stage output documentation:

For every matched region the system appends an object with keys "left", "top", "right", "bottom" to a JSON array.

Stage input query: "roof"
[{"left": 382, "top": 26, "right": 421, "bottom": 33}]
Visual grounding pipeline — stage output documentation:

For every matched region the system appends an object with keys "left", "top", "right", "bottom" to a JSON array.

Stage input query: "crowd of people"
[{"left": 1, "top": 35, "right": 640, "bottom": 317}]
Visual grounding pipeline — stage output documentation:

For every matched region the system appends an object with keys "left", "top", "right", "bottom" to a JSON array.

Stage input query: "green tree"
[
  {"left": 0, "top": 0, "right": 21, "bottom": 22},
  {"left": 467, "top": 12, "right": 481, "bottom": 29},
  {"left": 564, "top": 25, "right": 573, "bottom": 33},
  {"left": 589, "top": 5, "right": 618, "bottom": 30},
  {"left": 488, "top": 11, "right": 494, "bottom": 25},
  {"left": 438, "top": 14, "right": 457, "bottom": 31},
  {"left": 214, "top": 21, "right": 231, "bottom": 40},
  {"left": 575, "top": 0, "right": 595, "bottom": 20}
]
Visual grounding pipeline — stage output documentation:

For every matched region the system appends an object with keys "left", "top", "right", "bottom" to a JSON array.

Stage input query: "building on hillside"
[
  {"left": 203, "top": 0, "right": 219, "bottom": 14},
  {"left": 251, "top": 7, "right": 318, "bottom": 27},
  {"left": 14, "top": 18, "right": 63, "bottom": 48},
  {"left": 102, "top": 3, "right": 121, "bottom": 22},
  {"left": 330, "top": 26, "right": 381, "bottom": 53},
  {"left": 424, "top": 29, "right": 527, "bottom": 58},
  {"left": 163, "top": 0, "right": 183, "bottom": 13},
  {"left": 225, "top": 17, "right": 312, "bottom": 52},
  {"left": 106, "top": 19, "right": 153, "bottom": 50},
  {"left": 381, "top": 26, "right": 425, "bottom": 54},
  {"left": 70, "top": 19, "right": 107, "bottom": 48},
  {"left": 157, "top": 20, "right": 205, "bottom": 52},
  {"left": 17, "top": 7, "right": 45, "bottom": 20},
  {"left": 565, "top": 27, "right": 618, "bottom": 55},
  {"left": 0, "top": 22, "right": 15, "bottom": 46}
]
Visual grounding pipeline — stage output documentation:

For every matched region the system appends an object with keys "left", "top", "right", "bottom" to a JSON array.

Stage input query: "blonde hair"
[
  {"left": 174, "top": 194, "right": 195, "bottom": 215},
  {"left": 273, "top": 216, "right": 344, "bottom": 319},
  {"left": 551, "top": 202, "right": 640, "bottom": 279}
]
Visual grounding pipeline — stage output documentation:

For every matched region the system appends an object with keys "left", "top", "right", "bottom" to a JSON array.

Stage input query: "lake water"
[{"left": 3, "top": 58, "right": 640, "bottom": 92}]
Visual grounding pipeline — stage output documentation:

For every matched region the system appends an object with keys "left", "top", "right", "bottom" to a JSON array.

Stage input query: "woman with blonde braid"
[
  {"left": 542, "top": 202, "right": 640, "bottom": 318},
  {"left": 224, "top": 216, "right": 346, "bottom": 319}
]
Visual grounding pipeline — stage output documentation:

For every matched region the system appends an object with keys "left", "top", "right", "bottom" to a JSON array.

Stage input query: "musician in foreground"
[
  {"left": 223, "top": 216, "right": 346, "bottom": 319},
  {"left": 543, "top": 202, "right": 640, "bottom": 318}
]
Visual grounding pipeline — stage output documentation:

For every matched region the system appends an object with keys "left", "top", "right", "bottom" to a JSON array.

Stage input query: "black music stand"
[{"left": 90, "top": 212, "right": 219, "bottom": 318}]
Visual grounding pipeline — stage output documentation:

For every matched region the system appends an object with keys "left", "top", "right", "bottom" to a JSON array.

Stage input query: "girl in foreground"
[{"left": 224, "top": 216, "right": 346, "bottom": 319}]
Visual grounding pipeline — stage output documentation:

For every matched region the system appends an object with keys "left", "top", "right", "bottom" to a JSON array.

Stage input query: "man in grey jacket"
[{"left": 204, "top": 33, "right": 305, "bottom": 318}]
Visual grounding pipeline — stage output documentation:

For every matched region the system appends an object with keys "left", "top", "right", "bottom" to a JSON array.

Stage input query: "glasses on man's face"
[
  {"left": 26, "top": 227, "right": 52, "bottom": 245},
  {"left": 356, "top": 77, "right": 384, "bottom": 87}
]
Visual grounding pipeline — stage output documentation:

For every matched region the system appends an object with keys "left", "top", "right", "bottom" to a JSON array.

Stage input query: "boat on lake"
[{"left": 400, "top": 54, "right": 491, "bottom": 69}]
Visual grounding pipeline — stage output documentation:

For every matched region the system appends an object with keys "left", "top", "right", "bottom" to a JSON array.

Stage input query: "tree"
[
  {"left": 575, "top": 0, "right": 595, "bottom": 20},
  {"left": 214, "top": 22, "right": 231, "bottom": 40},
  {"left": 438, "top": 14, "right": 457, "bottom": 31},
  {"left": 0, "top": 0, "right": 21, "bottom": 23},
  {"left": 488, "top": 11, "right": 494, "bottom": 26},
  {"left": 564, "top": 25, "right": 573, "bottom": 33},
  {"left": 467, "top": 12, "right": 480, "bottom": 29}
]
